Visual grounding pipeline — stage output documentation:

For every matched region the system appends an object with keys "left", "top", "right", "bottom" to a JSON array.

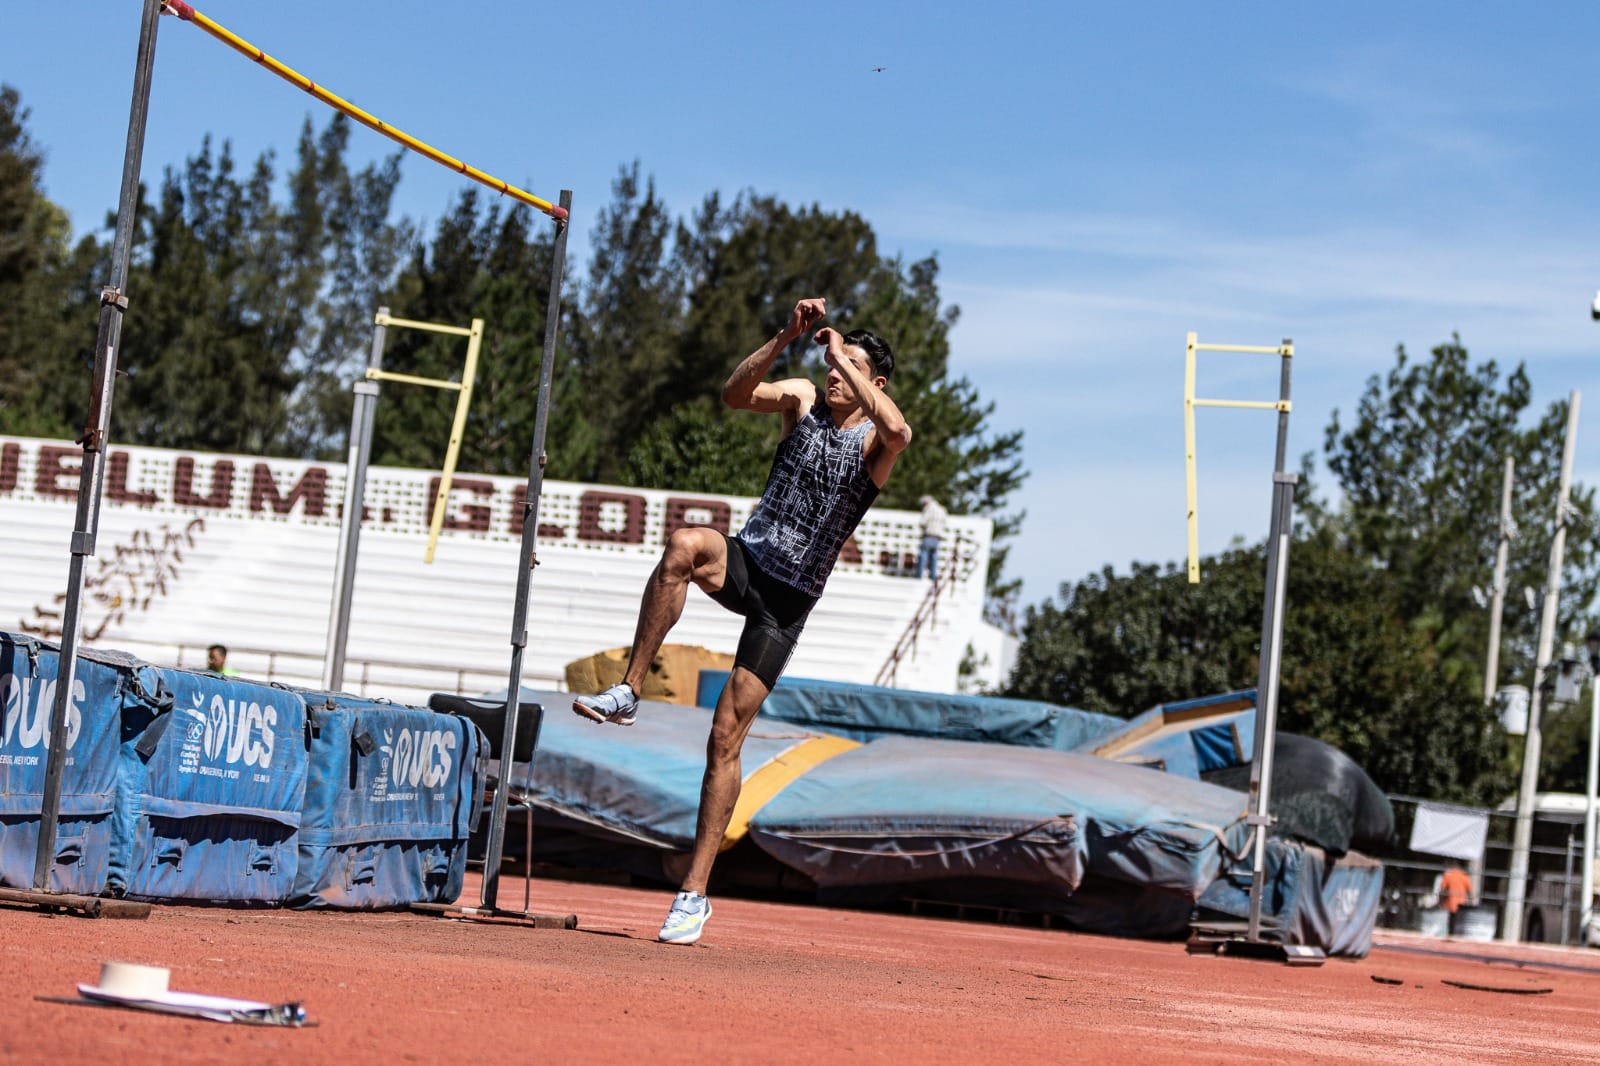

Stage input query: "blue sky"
[{"left": 6, "top": 2, "right": 1600, "bottom": 608}]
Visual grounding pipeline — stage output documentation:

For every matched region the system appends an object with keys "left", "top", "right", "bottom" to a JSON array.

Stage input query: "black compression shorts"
[{"left": 707, "top": 533, "right": 819, "bottom": 690}]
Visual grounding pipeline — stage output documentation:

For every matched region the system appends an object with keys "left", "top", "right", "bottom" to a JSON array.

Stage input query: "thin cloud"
[{"left": 1281, "top": 42, "right": 1533, "bottom": 171}]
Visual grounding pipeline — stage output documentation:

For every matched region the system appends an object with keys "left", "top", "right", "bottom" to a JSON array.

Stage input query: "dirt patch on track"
[{"left": 5, "top": 874, "right": 1599, "bottom": 1064}]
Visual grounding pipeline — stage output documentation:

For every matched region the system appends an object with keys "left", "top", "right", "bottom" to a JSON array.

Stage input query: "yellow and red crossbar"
[{"left": 161, "top": 2, "right": 567, "bottom": 221}]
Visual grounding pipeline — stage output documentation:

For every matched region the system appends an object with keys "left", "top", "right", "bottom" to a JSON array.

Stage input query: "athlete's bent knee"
[{"left": 659, "top": 527, "right": 709, "bottom": 579}]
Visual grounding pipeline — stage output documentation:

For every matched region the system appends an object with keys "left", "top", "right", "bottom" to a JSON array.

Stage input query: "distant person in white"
[
  {"left": 572, "top": 296, "right": 912, "bottom": 945},
  {"left": 916, "top": 495, "right": 947, "bottom": 580}
]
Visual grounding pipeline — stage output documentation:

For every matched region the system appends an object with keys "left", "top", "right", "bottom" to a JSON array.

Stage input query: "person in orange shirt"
[{"left": 1437, "top": 863, "right": 1473, "bottom": 914}]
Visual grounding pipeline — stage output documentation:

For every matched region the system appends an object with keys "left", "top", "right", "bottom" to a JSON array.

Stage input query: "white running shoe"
[
  {"left": 658, "top": 891, "right": 712, "bottom": 945},
  {"left": 572, "top": 682, "right": 639, "bottom": 726}
]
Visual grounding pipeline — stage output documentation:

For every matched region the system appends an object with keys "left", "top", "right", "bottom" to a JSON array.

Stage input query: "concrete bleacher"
[{"left": 2, "top": 435, "right": 1001, "bottom": 705}]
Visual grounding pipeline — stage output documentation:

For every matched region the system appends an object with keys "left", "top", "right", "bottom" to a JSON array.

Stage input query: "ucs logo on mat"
[
  {"left": 1, "top": 673, "right": 85, "bottom": 752},
  {"left": 377, "top": 727, "right": 457, "bottom": 791},
  {"left": 180, "top": 693, "right": 277, "bottom": 767}
]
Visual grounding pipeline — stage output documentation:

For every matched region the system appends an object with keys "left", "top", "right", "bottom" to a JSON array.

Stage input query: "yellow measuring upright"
[
  {"left": 1184, "top": 332, "right": 1294, "bottom": 583},
  {"left": 366, "top": 313, "right": 484, "bottom": 563}
]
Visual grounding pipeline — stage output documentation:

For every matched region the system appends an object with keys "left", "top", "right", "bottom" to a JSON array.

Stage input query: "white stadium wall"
[{"left": 1, "top": 436, "right": 998, "bottom": 705}]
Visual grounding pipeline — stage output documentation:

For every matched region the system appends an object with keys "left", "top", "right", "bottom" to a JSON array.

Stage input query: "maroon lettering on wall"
[
  {"left": 0, "top": 442, "right": 18, "bottom": 494},
  {"left": 36, "top": 445, "right": 82, "bottom": 499},
  {"left": 876, "top": 548, "right": 914, "bottom": 572},
  {"left": 508, "top": 485, "right": 566, "bottom": 539},
  {"left": 839, "top": 535, "right": 862, "bottom": 565},
  {"left": 173, "top": 456, "right": 235, "bottom": 509},
  {"left": 426, "top": 476, "right": 494, "bottom": 533},
  {"left": 106, "top": 451, "right": 159, "bottom": 507},
  {"left": 662, "top": 497, "right": 731, "bottom": 542},
  {"left": 576, "top": 490, "right": 646, "bottom": 544},
  {"left": 250, "top": 463, "right": 328, "bottom": 516}
]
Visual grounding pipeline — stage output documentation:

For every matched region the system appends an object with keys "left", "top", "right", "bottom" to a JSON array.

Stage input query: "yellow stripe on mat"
[{"left": 721, "top": 734, "right": 861, "bottom": 851}]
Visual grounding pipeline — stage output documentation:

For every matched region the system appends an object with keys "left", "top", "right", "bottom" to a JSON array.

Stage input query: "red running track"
[{"left": 5, "top": 871, "right": 1600, "bottom": 1064}]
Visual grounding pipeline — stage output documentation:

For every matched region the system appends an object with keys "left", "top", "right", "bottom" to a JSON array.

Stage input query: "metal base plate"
[
  {"left": 0, "top": 887, "right": 152, "bottom": 920},
  {"left": 1187, "top": 919, "right": 1325, "bottom": 966},
  {"left": 410, "top": 901, "right": 576, "bottom": 929}
]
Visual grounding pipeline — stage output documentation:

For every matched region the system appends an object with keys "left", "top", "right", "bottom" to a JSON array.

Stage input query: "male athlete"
[{"left": 573, "top": 296, "right": 911, "bottom": 945}]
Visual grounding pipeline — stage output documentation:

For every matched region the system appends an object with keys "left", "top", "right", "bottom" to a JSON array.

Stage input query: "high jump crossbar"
[{"left": 161, "top": 1, "right": 567, "bottom": 221}]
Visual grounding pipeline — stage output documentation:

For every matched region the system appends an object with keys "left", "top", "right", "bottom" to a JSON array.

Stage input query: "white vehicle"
[{"left": 1494, "top": 792, "right": 1600, "bottom": 947}]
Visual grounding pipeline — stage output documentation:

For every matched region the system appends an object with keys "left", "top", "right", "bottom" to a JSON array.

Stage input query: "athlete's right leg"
[
  {"left": 572, "top": 528, "right": 729, "bottom": 723},
  {"left": 573, "top": 528, "right": 729, "bottom": 724},
  {"left": 621, "top": 527, "right": 729, "bottom": 693}
]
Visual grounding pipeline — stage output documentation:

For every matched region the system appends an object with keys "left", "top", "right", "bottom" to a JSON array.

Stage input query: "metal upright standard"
[
  {"left": 27, "top": 0, "right": 164, "bottom": 913},
  {"left": 165, "top": 0, "right": 576, "bottom": 927},
  {"left": 322, "top": 311, "right": 484, "bottom": 691},
  {"left": 1504, "top": 390, "right": 1581, "bottom": 943},
  {"left": 322, "top": 308, "right": 389, "bottom": 691},
  {"left": 1584, "top": 634, "right": 1600, "bottom": 943},
  {"left": 478, "top": 190, "right": 574, "bottom": 916},
  {"left": 1182, "top": 333, "right": 1322, "bottom": 965}
]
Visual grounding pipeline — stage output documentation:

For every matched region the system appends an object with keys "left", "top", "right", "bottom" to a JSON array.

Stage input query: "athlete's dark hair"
[{"left": 843, "top": 329, "right": 894, "bottom": 380}]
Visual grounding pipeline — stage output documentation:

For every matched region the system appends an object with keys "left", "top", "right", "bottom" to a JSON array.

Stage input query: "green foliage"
[
  {"left": 97, "top": 115, "right": 411, "bottom": 456},
  {"left": 368, "top": 190, "right": 578, "bottom": 478},
  {"left": 570, "top": 163, "right": 685, "bottom": 483},
  {"left": 1324, "top": 336, "right": 1599, "bottom": 689},
  {"left": 622, "top": 396, "right": 777, "bottom": 496},
  {"left": 1277, "top": 527, "right": 1509, "bottom": 804},
  {"left": 1006, "top": 552, "right": 1260, "bottom": 716},
  {"left": 1537, "top": 689, "right": 1599, "bottom": 795},
  {"left": 0, "top": 85, "right": 89, "bottom": 438}
]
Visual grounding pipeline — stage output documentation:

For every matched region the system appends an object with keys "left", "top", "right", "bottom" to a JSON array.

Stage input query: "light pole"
[
  {"left": 1483, "top": 458, "right": 1515, "bottom": 703},
  {"left": 1583, "top": 630, "right": 1600, "bottom": 946},
  {"left": 1584, "top": 283, "right": 1600, "bottom": 945},
  {"left": 1504, "top": 390, "right": 1581, "bottom": 942}
]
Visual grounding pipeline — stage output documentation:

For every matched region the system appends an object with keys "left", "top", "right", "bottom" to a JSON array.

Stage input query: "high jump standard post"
[
  {"left": 32, "top": 3, "right": 573, "bottom": 924},
  {"left": 30, "top": 0, "right": 164, "bottom": 901},
  {"left": 1182, "top": 333, "right": 1322, "bottom": 965},
  {"left": 480, "top": 189, "right": 574, "bottom": 913},
  {"left": 164, "top": 1, "right": 576, "bottom": 921},
  {"left": 323, "top": 311, "right": 485, "bottom": 692}
]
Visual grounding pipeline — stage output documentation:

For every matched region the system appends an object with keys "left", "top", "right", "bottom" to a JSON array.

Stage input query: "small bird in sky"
[{"left": 870, "top": 66, "right": 886, "bottom": 73}]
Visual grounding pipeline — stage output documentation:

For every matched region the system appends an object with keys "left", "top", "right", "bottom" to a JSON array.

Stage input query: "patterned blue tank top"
[{"left": 738, "top": 400, "right": 880, "bottom": 596}]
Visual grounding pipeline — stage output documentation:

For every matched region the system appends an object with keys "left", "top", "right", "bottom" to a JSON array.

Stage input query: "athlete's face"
[{"left": 824, "top": 344, "right": 884, "bottom": 409}]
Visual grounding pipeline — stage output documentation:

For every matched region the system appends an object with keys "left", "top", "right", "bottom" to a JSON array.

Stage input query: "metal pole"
[
  {"left": 1505, "top": 389, "right": 1580, "bottom": 942},
  {"left": 1184, "top": 332, "right": 1201, "bottom": 583},
  {"left": 481, "top": 190, "right": 571, "bottom": 910},
  {"left": 1484, "top": 457, "right": 1514, "bottom": 702},
  {"left": 322, "top": 308, "right": 389, "bottom": 690},
  {"left": 1563, "top": 833, "right": 1576, "bottom": 946},
  {"left": 1245, "top": 342, "right": 1295, "bottom": 941},
  {"left": 31, "top": 0, "right": 163, "bottom": 892},
  {"left": 1583, "top": 650, "right": 1599, "bottom": 943}
]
